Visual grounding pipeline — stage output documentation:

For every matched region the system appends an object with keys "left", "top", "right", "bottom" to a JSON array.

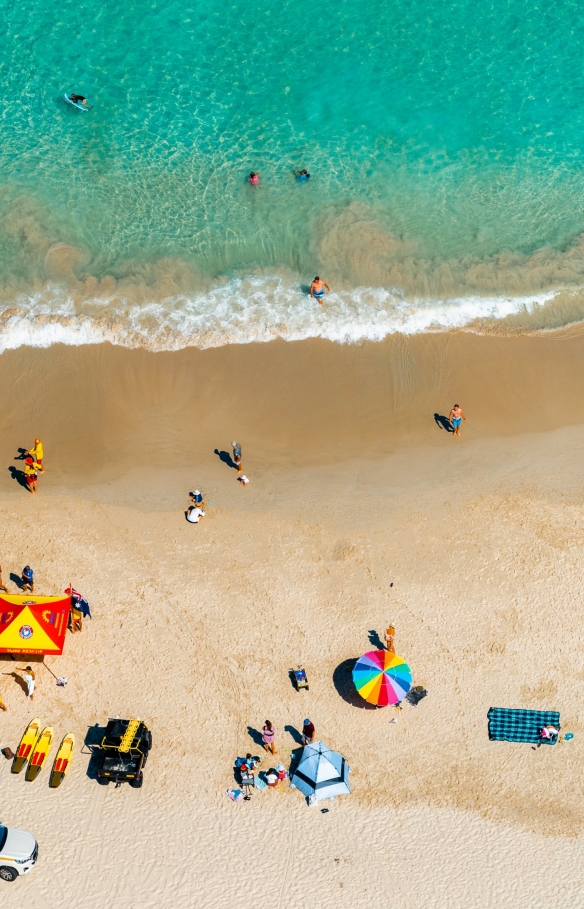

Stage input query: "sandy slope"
[{"left": 0, "top": 336, "right": 584, "bottom": 906}]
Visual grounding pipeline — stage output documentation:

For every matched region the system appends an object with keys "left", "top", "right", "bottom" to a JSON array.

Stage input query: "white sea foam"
[{"left": 0, "top": 276, "right": 560, "bottom": 354}]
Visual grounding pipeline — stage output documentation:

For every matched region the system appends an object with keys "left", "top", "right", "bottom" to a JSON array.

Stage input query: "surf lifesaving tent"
[
  {"left": 289, "top": 741, "right": 352, "bottom": 803},
  {"left": 0, "top": 594, "right": 71, "bottom": 655}
]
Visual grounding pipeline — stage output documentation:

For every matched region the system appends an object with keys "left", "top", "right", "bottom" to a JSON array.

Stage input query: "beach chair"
[
  {"left": 292, "top": 666, "right": 309, "bottom": 691},
  {"left": 241, "top": 769, "right": 255, "bottom": 800}
]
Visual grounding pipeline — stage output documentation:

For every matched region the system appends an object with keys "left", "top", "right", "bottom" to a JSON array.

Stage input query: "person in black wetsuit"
[{"left": 70, "top": 93, "right": 88, "bottom": 107}]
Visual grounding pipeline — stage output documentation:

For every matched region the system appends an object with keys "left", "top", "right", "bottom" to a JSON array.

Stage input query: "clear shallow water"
[{"left": 2, "top": 0, "right": 584, "bottom": 349}]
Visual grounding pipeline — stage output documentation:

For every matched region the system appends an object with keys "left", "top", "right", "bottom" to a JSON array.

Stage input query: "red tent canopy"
[{"left": 0, "top": 594, "right": 71, "bottom": 655}]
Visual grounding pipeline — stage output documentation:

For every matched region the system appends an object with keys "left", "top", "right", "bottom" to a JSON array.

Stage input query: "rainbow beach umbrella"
[{"left": 352, "top": 650, "right": 412, "bottom": 706}]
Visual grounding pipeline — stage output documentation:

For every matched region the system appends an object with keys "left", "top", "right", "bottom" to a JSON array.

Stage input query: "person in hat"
[
  {"left": 23, "top": 457, "right": 40, "bottom": 493},
  {"left": 190, "top": 490, "right": 203, "bottom": 506},
  {"left": 301, "top": 718, "right": 315, "bottom": 745},
  {"left": 27, "top": 438, "right": 44, "bottom": 471}
]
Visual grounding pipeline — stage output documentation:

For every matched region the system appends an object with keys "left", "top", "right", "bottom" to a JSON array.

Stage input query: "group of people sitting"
[{"left": 235, "top": 753, "right": 288, "bottom": 793}]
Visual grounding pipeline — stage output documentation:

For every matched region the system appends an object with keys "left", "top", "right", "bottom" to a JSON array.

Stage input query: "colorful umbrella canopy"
[{"left": 352, "top": 650, "right": 412, "bottom": 706}]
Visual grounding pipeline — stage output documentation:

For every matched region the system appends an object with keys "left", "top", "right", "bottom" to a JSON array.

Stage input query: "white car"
[{"left": 0, "top": 823, "right": 38, "bottom": 882}]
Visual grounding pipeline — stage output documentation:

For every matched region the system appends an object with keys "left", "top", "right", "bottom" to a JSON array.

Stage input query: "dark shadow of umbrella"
[{"left": 332, "top": 658, "right": 378, "bottom": 710}]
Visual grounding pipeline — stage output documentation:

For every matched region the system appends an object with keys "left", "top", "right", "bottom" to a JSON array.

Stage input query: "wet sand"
[{"left": 1, "top": 332, "right": 584, "bottom": 908}]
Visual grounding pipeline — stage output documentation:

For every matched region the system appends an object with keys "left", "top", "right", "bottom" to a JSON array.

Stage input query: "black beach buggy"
[{"left": 96, "top": 718, "right": 152, "bottom": 788}]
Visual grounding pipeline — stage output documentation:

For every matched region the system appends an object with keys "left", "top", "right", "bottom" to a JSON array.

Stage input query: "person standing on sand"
[
  {"left": 262, "top": 720, "right": 277, "bottom": 755},
  {"left": 21, "top": 565, "right": 34, "bottom": 592},
  {"left": 23, "top": 457, "right": 41, "bottom": 493},
  {"left": 15, "top": 666, "right": 35, "bottom": 700},
  {"left": 301, "top": 718, "right": 315, "bottom": 745},
  {"left": 449, "top": 404, "right": 466, "bottom": 437},
  {"left": 26, "top": 439, "right": 44, "bottom": 471},
  {"left": 232, "top": 441, "right": 243, "bottom": 473},
  {"left": 310, "top": 276, "right": 331, "bottom": 305}
]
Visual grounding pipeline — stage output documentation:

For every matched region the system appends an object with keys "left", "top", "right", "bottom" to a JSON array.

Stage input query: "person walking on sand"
[
  {"left": 262, "top": 720, "right": 277, "bottom": 755},
  {"left": 232, "top": 441, "right": 243, "bottom": 473},
  {"left": 15, "top": 666, "right": 35, "bottom": 700},
  {"left": 301, "top": 718, "right": 315, "bottom": 745},
  {"left": 310, "top": 276, "right": 331, "bottom": 305},
  {"left": 26, "top": 439, "right": 44, "bottom": 472},
  {"left": 23, "top": 457, "right": 41, "bottom": 493},
  {"left": 449, "top": 404, "right": 466, "bottom": 437}
]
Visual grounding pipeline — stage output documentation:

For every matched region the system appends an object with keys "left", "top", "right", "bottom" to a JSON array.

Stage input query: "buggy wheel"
[
  {"left": 305, "top": 686, "right": 309, "bottom": 690},
  {"left": 0, "top": 866, "right": 18, "bottom": 882},
  {"left": 130, "top": 772, "right": 143, "bottom": 789}
]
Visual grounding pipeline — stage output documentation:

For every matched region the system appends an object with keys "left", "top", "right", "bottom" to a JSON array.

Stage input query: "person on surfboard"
[{"left": 70, "top": 93, "right": 89, "bottom": 108}]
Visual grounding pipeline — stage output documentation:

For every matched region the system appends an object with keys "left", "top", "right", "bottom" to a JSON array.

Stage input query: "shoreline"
[{"left": 3, "top": 328, "right": 584, "bottom": 487}]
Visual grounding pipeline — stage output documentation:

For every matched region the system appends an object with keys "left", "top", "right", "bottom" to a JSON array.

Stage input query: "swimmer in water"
[
  {"left": 69, "top": 93, "right": 89, "bottom": 108},
  {"left": 310, "top": 276, "right": 331, "bottom": 305},
  {"left": 249, "top": 171, "right": 260, "bottom": 185},
  {"left": 296, "top": 169, "right": 310, "bottom": 181}
]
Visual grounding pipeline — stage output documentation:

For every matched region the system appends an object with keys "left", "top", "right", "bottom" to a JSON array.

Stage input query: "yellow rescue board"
[
  {"left": 12, "top": 717, "right": 41, "bottom": 774},
  {"left": 50, "top": 733, "right": 75, "bottom": 788},
  {"left": 26, "top": 725, "right": 54, "bottom": 781}
]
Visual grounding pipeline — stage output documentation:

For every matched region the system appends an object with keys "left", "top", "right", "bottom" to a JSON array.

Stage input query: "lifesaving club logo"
[{"left": 18, "top": 625, "right": 33, "bottom": 640}]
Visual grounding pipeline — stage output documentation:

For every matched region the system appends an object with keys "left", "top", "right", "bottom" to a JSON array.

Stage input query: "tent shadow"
[
  {"left": 83, "top": 723, "right": 108, "bottom": 782},
  {"left": 333, "top": 658, "right": 378, "bottom": 710}
]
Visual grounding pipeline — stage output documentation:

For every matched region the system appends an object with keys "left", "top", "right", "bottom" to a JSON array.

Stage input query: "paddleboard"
[
  {"left": 50, "top": 732, "right": 75, "bottom": 788},
  {"left": 64, "top": 94, "right": 89, "bottom": 111},
  {"left": 12, "top": 717, "right": 41, "bottom": 774},
  {"left": 26, "top": 725, "right": 54, "bottom": 781}
]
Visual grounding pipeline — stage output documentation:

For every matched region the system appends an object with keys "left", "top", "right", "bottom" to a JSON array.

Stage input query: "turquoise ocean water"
[{"left": 2, "top": 0, "right": 584, "bottom": 349}]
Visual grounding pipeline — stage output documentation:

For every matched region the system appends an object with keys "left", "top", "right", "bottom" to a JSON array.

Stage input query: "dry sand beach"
[{"left": 1, "top": 332, "right": 584, "bottom": 907}]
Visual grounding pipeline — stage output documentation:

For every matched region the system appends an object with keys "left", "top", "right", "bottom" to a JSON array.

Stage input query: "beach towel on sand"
[
  {"left": 226, "top": 789, "right": 244, "bottom": 802},
  {"left": 488, "top": 708, "right": 560, "bottom": 744}
]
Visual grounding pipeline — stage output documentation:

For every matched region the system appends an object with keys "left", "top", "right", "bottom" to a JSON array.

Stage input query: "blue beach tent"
[{"left": 290, "top": 741, "right": 352, "bottom": 803}]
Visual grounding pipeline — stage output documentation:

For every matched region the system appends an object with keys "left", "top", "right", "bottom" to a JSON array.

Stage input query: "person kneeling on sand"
[{"left": 186, "top": 504, "right": 205, "bottom": 524}]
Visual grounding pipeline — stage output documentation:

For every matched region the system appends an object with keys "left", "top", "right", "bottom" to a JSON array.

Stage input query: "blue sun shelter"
[{"left": 290, "top": 741, "right": 352, "bottom": 805}]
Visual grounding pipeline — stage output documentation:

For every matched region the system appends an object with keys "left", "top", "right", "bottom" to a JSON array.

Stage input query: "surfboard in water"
[{"left": 64, "top": 94, "right": 90, "bottom": 111}]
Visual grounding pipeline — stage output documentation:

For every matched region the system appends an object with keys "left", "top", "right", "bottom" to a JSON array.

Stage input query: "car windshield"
[{"left": 0, "top": 826, "right": 7, "bottom": 851}]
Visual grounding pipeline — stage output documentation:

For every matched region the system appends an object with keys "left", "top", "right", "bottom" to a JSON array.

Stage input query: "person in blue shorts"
[
  {"left": 448, "top": 404, "right": 466, "bottom": 437},
  {"left": 310, "top": 276, "right": 331, "bottom": 305}
]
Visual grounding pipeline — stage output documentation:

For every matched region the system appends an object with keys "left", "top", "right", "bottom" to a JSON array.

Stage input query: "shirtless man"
[
  {"left": 448, "top": 404, "right": 466, "bottom": 437},
  {"left": 310, "top": 276, "right": 331, "bottom": 305}
]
